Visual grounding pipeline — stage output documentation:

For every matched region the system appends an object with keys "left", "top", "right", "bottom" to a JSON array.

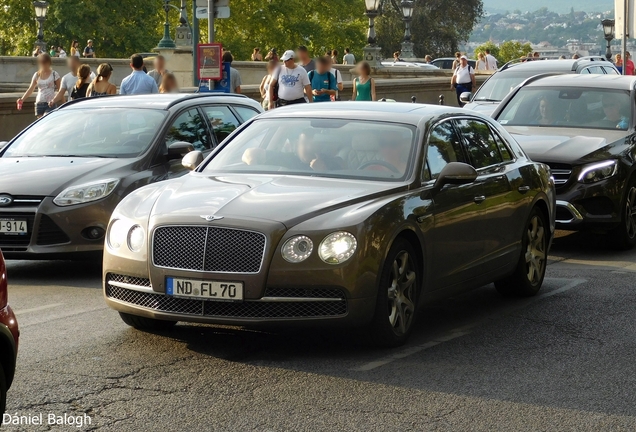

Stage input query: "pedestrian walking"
[
  {"left": 120, "top": 54, "right": 159, "bottom": 95},
  {"left": 451, "top": 55, "right": 475, "bottom": 107},
  {"left": 268, "top": 50, "right": 312, "bottom": 109},
  {"left": 222, "top": 51, "right": 242, "bottom": 94},
  {"left": 626, "top": 52, "right": 635, "bottom": 75},
  {"left": 352, "top": 61, "right": 376, "bottom": 101},
  {"left": 615, "top": 53, "right": 623, "bottom": 73},
  {"left": 58, "top": 46, "right": 67, "bottom": 58},
  {"left": 50, "top": 56, "right": 96, "bottom": 104},
  {"left": 70, "top": 64, "right": 92, "bottom": 100},
  {"left": 308, "top": 56, "right": 338, "bottom": 102},
  {"left": 451, "top": 52, "right": 461, "bottom": 70},
  {"left": 265, "top": 48, "right": 279, "bottom": 62},
  {"left": 475, "top": 52, "right": 487, "bottom": 71},
  {"left": 259, "top": 60, "right": 277, "bottom": 110},
  {"left": 297, "top": 46, "right": 315, "bottom": 72},
  {"left": 485, "top": 49, "right": 498, "bottom": 70},
  {"left": 17, "top": 53, "right": 61, "bottom": 118},
  {"left": 87, "top": 63, "right": 117, "bottom": 97},
  {"left": 147, "top": 55, "right": 169, "bottom": 87},
  {"left": 159, "top": 73, "right": 179, "bottom": 93},
  {"left": 251, "top": 48, "right": 263, "bottom": 61},
  {"left": 343, "top": 48, "right": 355, "bottom": 65},
  {"left": 331, "top": 49, "right": 339, "bottom": 64},
  {"left": 70, "top": 40, "right": 80, "bottom": 57},
  {"left": 83, "top": 40, "right": 95, "bottom": 58}
]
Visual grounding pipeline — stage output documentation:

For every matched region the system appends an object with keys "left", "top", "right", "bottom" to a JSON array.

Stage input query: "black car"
[
  {"left": 464, "top": 56, "right": 619, "bottom": 116},
  {"left": 493, "top": 74, "right": 636, "bottom": 248},
  {"left": 0, "top": 94, "right": 263, "bottom": 259}
]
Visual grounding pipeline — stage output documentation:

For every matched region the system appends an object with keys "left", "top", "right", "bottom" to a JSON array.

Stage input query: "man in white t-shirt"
[
  {"left": 485, "top": 49, "right": 498, "bottom": 70},
  {"left": 268, "top": 50, "right": 313, "bottom": 109},
  {"left": 450, "top": 56, "right": 475, "bottom": 107},
  {"left": 50, "top": 56, "right": 96, "bottom": 105}
]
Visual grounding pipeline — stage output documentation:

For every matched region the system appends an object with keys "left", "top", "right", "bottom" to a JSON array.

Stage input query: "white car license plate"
[
  {"left": 166, "top": 277, "right": 243, "bottom": 301},
  {"left": 0, "top": 219, "right": 27, "bottom": 235}
]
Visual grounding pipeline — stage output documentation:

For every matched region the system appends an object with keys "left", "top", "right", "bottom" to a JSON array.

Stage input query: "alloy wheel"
[
  {"left": 525, "top": 215, "right": 546, "bottom": 285},
  {"left": 387, "top": 251, "right": 416, "bottom": 336},
  {"left": 625, "top": 187, "right": 636, "bottom": 239}
]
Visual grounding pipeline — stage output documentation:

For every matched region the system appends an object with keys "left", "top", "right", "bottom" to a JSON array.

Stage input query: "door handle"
[
  {"left": 474, "top": 195, "right": 486, "bottom": 204},
  {"left": 518, "top": 185, "right": 531, "bottom": 194}
]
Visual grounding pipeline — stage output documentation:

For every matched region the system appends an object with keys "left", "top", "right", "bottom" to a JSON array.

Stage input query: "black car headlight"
[
  {"left": 577, "top": 160, "right": 618, "bottom": 184},
  {"left": 54, "top": 179, "right": 119, "bottom": 206}
]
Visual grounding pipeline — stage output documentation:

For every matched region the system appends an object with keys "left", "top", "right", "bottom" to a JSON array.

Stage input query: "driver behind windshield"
[
  {"left": 242, "top": 131, "right": 345, "bottom": 171},
  {"left": 600, "top": 94, "right": 629, "bottom": 130},
  {"left": 537, "top": 97, "right": 558, "bottom": 125}
]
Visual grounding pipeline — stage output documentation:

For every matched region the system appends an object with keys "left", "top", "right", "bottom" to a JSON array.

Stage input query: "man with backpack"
[
  {"left": 450, "top": 55, "right": 475, "bottom": 107},
  {"left": 309, "top": 57, "right": 338, "bottom": 102}
]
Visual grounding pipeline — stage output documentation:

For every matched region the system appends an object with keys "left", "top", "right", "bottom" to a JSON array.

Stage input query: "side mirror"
[
  {"left": 433, "top": 162, "right": 478, "bottom": 191},
  {"left": 167, "top": 141, "right": 195, "bottom": 160},
  {"left": 0, "top": 142, "right": 8, "bottom": 150},
  {"left": 460, "top": 92, "right": 472, "bottom": 103},
  {"left": 182, "top": 150, "right": 204, "bottom": 171}
]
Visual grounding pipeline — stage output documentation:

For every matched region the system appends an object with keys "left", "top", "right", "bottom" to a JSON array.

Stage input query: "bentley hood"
[
  {"left": 506, "top": 126, "right": 629, "bottom": 164},
  {"left": 148, "top": 173, "right": 404, "bottom": 227}
]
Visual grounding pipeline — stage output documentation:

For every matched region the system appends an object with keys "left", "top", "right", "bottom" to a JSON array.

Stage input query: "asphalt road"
[{"left": 4, "top": 231, "right": 636, "bottom": 431}]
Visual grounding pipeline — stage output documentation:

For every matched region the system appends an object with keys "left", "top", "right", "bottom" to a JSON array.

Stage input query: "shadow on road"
[{"left": 5, "top": 259, "right": 102, "bottom": 287}]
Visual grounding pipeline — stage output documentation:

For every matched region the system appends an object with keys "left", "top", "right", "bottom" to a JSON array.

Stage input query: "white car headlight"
[
  {"left": 107, "top": 219, "right": 129, "bottom": 250},
  {"left": 281, "top": 235, "right": 313, "bottom": 263},
  {"left": 127, "top": 225, "right": 145, "bottom": 252},
  {"left": 53, "top": 179, "right": 119, "bottom": 206},
  {"left": 577, "top": 160, "right": 618, "bottom": 184},
  {"left": 319, "top": 232, "right": 357, "bottom": 264}
]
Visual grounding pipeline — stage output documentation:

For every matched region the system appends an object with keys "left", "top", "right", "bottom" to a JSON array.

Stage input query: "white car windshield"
[
  {"left": 498, "top": 88, "right": 631, "bottom": 131},
  {"left": 202, "top": 118, "right": 416, "bottom": 181},
  {"left": 4, "top": 108, "right": 166, "bottom": 158}
]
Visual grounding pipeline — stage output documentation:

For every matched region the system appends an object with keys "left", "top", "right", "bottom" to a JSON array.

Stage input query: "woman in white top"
[
  {"left": 475, "top": 52, "right": 487, "bottom": 71},
  {"left": 259, "top": 60, "right": 277, "bottom": 110},
  {"left": 17, "top": 53, "right": 61, "bottom": 118}
]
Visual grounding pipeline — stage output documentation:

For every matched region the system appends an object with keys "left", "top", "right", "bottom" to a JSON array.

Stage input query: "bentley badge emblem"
[{"left": 200, "top": 215, "right": 224, "bottom": 222}]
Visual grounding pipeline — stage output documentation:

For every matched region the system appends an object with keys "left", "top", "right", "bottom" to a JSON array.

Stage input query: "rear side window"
[
  {"left": 424, "top": 121, "right": 466, "bottom": 180},
  {"left": 202, "top": 106, "right": 241, "bottom": 145},
  {"left": 603, "top": 66, "right": 619, "bottom": 75},
  {"left": 456, "top": 119, "right": 503, "bottom": 168}
]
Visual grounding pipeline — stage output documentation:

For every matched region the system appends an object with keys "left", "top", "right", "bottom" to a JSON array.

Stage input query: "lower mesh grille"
[
  {"left": 36, "top": 215, "right": 70, "bottom": 245},
  {"left": 105, "top": 274, "right": 347, "bottom": 318}
]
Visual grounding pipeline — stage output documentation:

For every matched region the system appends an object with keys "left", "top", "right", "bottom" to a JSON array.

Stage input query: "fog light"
[{"left": 81, "top": 226, "right": 105, "bottom": 240}]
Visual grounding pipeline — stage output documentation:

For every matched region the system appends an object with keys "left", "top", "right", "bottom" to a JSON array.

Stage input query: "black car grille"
[
  {"left": 36, "top": 215, "right": 70, "bottom": 245},
  {"left": 105, "top": 274, "right": 348, "bottom": 318},
  {"left": 0, "top": 212, "right": 35, "bottom": 251},
  {"left": 153, "top": 226, "right": 266, "bottom": 273},
  {"left": 0, "top": 195, "right": 45, "bottom": 209},
  {"left": 545, "top": 162, "right": 572, "bottom": 188}
]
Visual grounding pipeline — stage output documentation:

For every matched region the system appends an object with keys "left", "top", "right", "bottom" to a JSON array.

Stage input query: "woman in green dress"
[{"left": 352, "top": 61, "right": 376, "bottom": 101}]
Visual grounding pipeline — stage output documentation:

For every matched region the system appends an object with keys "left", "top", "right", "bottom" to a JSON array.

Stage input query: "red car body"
[{"left": 0, "top": 250, "right": 19, "bottom": 414}]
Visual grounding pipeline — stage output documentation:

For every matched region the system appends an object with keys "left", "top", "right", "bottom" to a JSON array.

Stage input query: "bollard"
[
  {"left": 439, "top": 94, "right": 445, "bottom": 105},
  {"left": 411, "top": 96, "right": 417, "bottom": 103}
]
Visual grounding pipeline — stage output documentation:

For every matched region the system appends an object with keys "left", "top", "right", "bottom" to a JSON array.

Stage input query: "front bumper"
[{"left": 0, "top": 196, "right": 118, "bottom": 259}]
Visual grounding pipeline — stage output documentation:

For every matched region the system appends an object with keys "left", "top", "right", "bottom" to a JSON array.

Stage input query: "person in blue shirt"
[
  {"left": 308, "top": 56, "right": 337, "bottom": 102},
  {"left": 120, "top": 54, "right": 159, "bottom": 95}
]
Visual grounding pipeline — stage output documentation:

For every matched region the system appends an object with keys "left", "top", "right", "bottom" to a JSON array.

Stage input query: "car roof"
[
  {"left": 59, "top": 93, "right": 254, "bottom": 110},
  {"left": 257, "top": 102, "right": 490, "bottom": 125},
  {"left": 522, "top": 74, "right": 636, "bottom": 90},
  {"left": 499, "top": 57, "right": 614, "bottom": 74}
]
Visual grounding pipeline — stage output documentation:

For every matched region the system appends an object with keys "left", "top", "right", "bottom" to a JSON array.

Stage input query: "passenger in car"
[{"left": 537, "top": 97, "right": 558, "bottom": 125}]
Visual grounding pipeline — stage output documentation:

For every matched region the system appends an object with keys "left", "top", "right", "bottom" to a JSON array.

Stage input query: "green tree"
[
  {"left": 498, "top": 40, "right": 533, "bottom": 63},
  {"left": 376, "top": 0, "right": 483, "bottom": 58},
  {"left": 474, "top": 41, "right": 499, "bottom": 60}
]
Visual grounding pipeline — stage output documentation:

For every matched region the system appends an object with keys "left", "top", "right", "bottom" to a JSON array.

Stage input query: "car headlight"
[
  {"left": 281, "top": 235, "right": 313, "bottom": 263},
  {"left": 53, "top": 179, "right": 119, "bottom": 206},
  {"left": 127, "top": 225, "right": 145, "bottom": 252},
  {"left": 107, "top": 219, "right": 129, "bottom": 250},
  {"left": 319, "top": 232, "right": 357, "bottom": 264},
  {"left": 577, "top": 160, "right": 618, "bottom": 183}
]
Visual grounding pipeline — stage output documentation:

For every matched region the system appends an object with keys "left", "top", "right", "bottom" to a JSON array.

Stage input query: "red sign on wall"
[{"left": 197, "top": 43, "right": 223, "bottom": 80}]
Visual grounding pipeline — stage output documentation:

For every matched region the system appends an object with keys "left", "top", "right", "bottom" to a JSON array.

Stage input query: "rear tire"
[
  {"left": 495, "top": 207, "right": 548, "bottom": 297},
  {"left": 610, "top": 178, "right": 636, "bottom": 250},
  {"left": 0, "top": 365, "right": 7, "bottom": 416},
  {"left": 119, "top": 312, "right": 177, "bottom": 331},
  {"left": 368, "top": 239, "right": 421, "bottom": 348}
]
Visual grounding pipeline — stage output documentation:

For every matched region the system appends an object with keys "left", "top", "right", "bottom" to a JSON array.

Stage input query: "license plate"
[
  {"left": 166, "top": 277, "right": 243, "bottom": 301},
  {"left": 0, "top": 219, "right": 27, "bottom": 235}
]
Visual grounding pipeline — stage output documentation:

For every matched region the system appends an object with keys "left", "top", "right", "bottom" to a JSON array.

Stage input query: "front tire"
[
  {"left": 368, "top": 239, "right": 421, "bottom": 347},
  {"left": 496, "top": 207, "right": 548, "bottom": 297},
  {"left": 119, "top": 312, "right": 177, "bottom": 331},
  {"left": 610, "top": 179, "right": 636, "bottom": 250}
]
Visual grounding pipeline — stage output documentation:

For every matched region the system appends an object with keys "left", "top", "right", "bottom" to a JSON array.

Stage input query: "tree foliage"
[
  {"left": 498, "top": 40, "right": 533, "bottom": 62},
  {"left": 376, "top": 0, "right": 483, "bottom": 58},
  {"left": 473, "top": 41, "right": 499, "bottom": 60}
]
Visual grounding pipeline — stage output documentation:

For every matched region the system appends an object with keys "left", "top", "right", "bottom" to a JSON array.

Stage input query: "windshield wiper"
[
  {"left": 475, "top": 98, "right": 501, "bottom": 102},
  {"left": 37, "top": 154, "right": 110, "bottom": 158}
]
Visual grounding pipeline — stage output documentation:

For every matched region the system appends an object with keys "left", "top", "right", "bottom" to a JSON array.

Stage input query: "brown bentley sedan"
[{"left": 103, "top": 102, "right": 556, "bottom": 346}]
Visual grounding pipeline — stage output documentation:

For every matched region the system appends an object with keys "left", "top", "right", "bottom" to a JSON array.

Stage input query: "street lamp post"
[
  {"left": 400, "top": 0, "right": 415, "bottom": 60},
  {"left": 363, "top": 0, "right": 382, "bottom": 67},
  {"left": 602, "top": 19, "right": 615, "bottom": 61},
  {"left": 32, "top": 1, "right": 49, "bottom": 54},
  {"left": 157, "top": 0, "right": 177, "bottom": 49},
  {"left": 175, "top": 0, "right": 193, "bottom": 49}
]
